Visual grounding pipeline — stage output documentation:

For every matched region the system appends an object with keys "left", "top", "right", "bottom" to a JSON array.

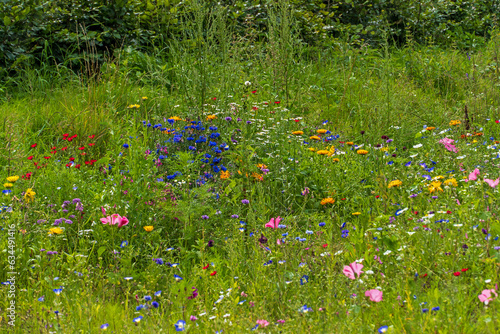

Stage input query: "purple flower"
[
  {"left": 207, "top": 240, "right": 214, "bottom": 247},
  {"left": 225, "top": 117, "right": 232, "bottom": 121},
  {"left": 201, "top": 215, "right": 209, "bottom": 220},
  {"left": 72, "top": 198, "right": 81, "bottom": 204},
  {"left": 65, "top": 219, "right": 73, "bottom": 224},
  {"left": 231, "top": 214, "right": 239, "bottom": 218},
  {"left": 241, "top": 199, "right": 249, "bottom": 204},
  {"left": 246, "top": 121, "right": 252, "bottom": 124},
  {"left": 54, "top": 219, "right": 63, "bottom": 226},
  {"left": 386, "top": 139, "right": 393, "bottom": 143}
]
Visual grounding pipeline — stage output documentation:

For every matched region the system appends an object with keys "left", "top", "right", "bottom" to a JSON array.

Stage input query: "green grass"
[{"left": 1, "top": 25, "right": 500, "bottom": 333}]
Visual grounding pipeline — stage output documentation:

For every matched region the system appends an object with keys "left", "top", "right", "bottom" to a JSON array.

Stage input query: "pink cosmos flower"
[
  {"left": 343, "top": 262, "right": 364, "bottom": 280},
  {"left": 256, "top": 320, "right": 269, "bottom": 327},
  {"left": 468, "top": 168, "right": 480, "bottom": 181},
  {"left": 265, "top": 217, "right": 282, "bottom": 229},
  {"left": 100, "top": 214, "right": 129, "bottom": 227},
  {"left": 365, "top": 289, "right": 383, "bottom": 302},
  {"left": 439, "top": 137, "right": 458, "bottom": 153},
  {"left": 277, "top": 319, "right": 286, "bottom": 324},
  {"left": 484, "top": 178, "right": 500, "bottom": 188},
  {"left": 478, "top": 289, "right": 497, "bottom": 304}
]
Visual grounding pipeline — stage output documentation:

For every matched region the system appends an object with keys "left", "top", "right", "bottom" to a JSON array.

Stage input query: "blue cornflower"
[
  {"left": 431, "top": 306, "right": 440, "bottom": 311},
  {"left": 53, "top": 288, "right": 63, "bottom": 295},
  {"left": 144, "top": 295, "right": 152, "bottom": 301},
  {"left": 154, "top": 258, "right": 164, "bottom": 265},
  {"left": 300, "top": 275, "right": 309, "bottom": 285},
  {"left": 133, "top": 316, "right": 143, "bottom": 323},
  {"left": 120, "top": 240, "right": 128, "bottom": 248},
  {"left": 405, "top": 161, "right": 412, "bottom": 166},
  {"left": 152, "top": 301, "right": 159, "bottom": 308},
  {"left": 319, "top": 222, "right": 326, "bottom": 227},
  {"left": 251, "top": 324, "right": 259, "bottom": 331},
  {"left": 422, "top": 308, "right": 429, "bottom": 313},
  {"left": 136, "top": 304, "right": 145, "bottom": 311},
  {"left": 299, "top": 305, "right": 313, "bottom": 313},
  {"left": 341, "top": 229, "right": 349, "bottom": 238},
  {"left": 175, "top": 320, "right": 186, "bottom": 331},
  {"left": 100, "top": 323, "right": 109, "bottom": 330},
  {"left": 278, "top": 224, "right": 286, "bottom": 228},
  {"left": 378, "top": 326, "right": 388, "bottom": 333},
  {"left": 38, "top": 296, "right": 44, "bottom": 302},
  {"left": 155, "top": 291, "right": 162, "bottom": 296},
  {"left": 123, "top": 143, "right": 129, "bottom": 148},
  {"left": 174, "top": 275, "right": 183, "bottom": 282},
  {"left": 305, "top": 230, "right": 313, "bottom": 235}
]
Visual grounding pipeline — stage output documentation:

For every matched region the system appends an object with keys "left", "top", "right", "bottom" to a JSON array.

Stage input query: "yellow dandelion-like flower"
[
  {"left": 310, "top": 136, "right": 321, "bottom": 140},
  {"left": 443, "top": 178, "right": 458, "bottom": 187},
  {"left": 206, "top": 115, "right": 217, "bottom": 120},
  {"left": 449, "top": 120, "right": 461, "bottom": 126},
  {"left": 317, "top": 129, "right": 327, "bottom": 134},
  {"left": 143, "top": 226, "right": 154, "bottom": 232},
  {"left": 321, "top": 198, "right": 335, "bottom": 205},
  {"left": 426, "top": 127, "right": 436, "bottom": 131},
  {"left": 327, "top": 146, "right": 336, "bottom": 156},
  {"left": 352, "top": 212, "right": 361, "bottom": 216},
  {"left": 4, "top": 183, "right": 13, "bottom": 188},
  {"left": 168, "top": 116, "right": 183, "bottom": 121},
  {"left": 428, "top": 181, "right": 443, "bottom": 193},
  {"left": 292, "top": 131, "right": 304, "bottom": 135},
  {"left": 220, "top": 171, "right": 230, "bottom": 179},
  {"left": 308, "top": 148, "right": 316, "bottom": 152},
  {"left": 24, "top": 188, "right": 36, "bottom": 202},
  {"left": 332, "top": 158, "right": 340, "bottom": 162},
  {"left": 127, "top": 104, "right": 140, "bottom": 109},
  {"left": 48, "top": 227, "right": 63, "bottom": 235},
  {"left": 316, "top": 150, "right": 329, "bottom": 155},
  {"left": 388, "top": 180, "right": 402, "bottom": 188},
  {"left": 380, "top": 147, "right": 389, "bottom": 152},
  {"left": 6, "top": 176, "right": 19, "bottom": 183},
  {"left": 256, "top": 164, "right": 267, "bottom": 169},
  {"left": 346, "top": 142, "right": 354, "bottom": 146},
  {"left": 357, "top": 149, "right": 368, "bottom": 155},
  {"left": 142, "top": 96, "right": 148, "bottom": 100}
]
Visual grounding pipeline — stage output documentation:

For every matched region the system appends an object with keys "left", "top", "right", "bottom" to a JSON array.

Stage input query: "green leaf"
[
  {"left": 3, "top": 16, "right": 12, "bottom": 26},
  {"left": 97, "top": 246, "right": 106, "bottom": 257}
]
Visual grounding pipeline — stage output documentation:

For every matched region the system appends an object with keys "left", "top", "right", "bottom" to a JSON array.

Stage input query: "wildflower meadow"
[{"left": 1, "top": 2, "right": 500, "bottom": 333}]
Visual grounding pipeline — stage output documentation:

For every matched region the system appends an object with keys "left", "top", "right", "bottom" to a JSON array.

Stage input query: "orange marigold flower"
[
  {"left": 346, "top": 142, "right": 354, "bottom": 146},
  {"left": 292, "top": 131, "right": 304, "bottom": 135},
  {"left": 317, "top": 129, "right": 327, "bottom": 134},
  {"left": 321, "top": 198, "right": 335, "bottom": 205},
  {"left": 426, "top": 127, "right": 436, "bottom": 131},
  {"left": 310, "top": 135, "right": 321, "bottom": 140},
  {"left": 206, "top": 115, "right": 217, "bottom": 120},
  {"left": 388, "top": 180, "right": 402, "bottom": 188},
  {"left": 220, "top": 171, "right": 230, "bottom": 179},
  {"left": 316, "top": 150, "right": 329, "bottom": 155},
  {"left": 357, "top": 149, "right": 368, "bottom": 155}
]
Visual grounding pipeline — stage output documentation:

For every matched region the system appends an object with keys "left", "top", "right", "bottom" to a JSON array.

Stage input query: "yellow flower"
[
  {"left": 316, "top": 150, "right": 329, "bottom": 155},
  {"left": 310, "top": 135, "right": 321, "bottom": 140},
  {"left": 317, "top": 129, "right": 327, "bottom": 134},
  {"left": 308, "top": 148, "right": 316, "bottom": 152},
  {"left": 332, "top": 158, "right": 340, "bottom": 162},
  {"left": 327, "top": 146, "right": 336, "bottom": 156},
  {"left": 143, "top": 226, "right": 154, "bottom": 232},
  {"left": 48, "top": 227, "right": 63, "bottom": 235},
  {"left": 321, "top": 198, "right": 335, "bottom": 205},
  {"left": 142, "top": 96, "right": 148, "bottom": 100},
  {"left": 168, "top": 116, "right": 183, "bottom": 121},
  {"left": 426, "top": 127, "right": 436, "bottom": 131},
  {"left": 380, "top": 147, "right": 389, "bottom": 152},
  {"left": 357, "top": 149, "right": 368, "bottom": 155},
  {"left": 346, "top": 142, "right": 354, "bottom": 146},
  {"left": 251, "top": 172, "right": 263, "bottom": 181},
  {"left": 450, "top": 120, "right": 461, "bottom": 126},
  {"left": 4, "top": 183, "right": 13, "bottom": 188},
  {"left": 388, "top": 180, "right": 402, "bottom": 188},
  {"left": 256, "top": 164, "right": 267, "bottom": 169},
  {"left": 220, "top": 170, "right": 230, "bottom": 179},
  {"left": 6, "top": 176, "right": 19, "bottom": 183},
  {"left": 206, "top": 115, "right": 217, "bottom": 120},
  {"left": 292, "top": 131, "right": 304, "bottom": 135},
  {"left": 352, "top": 212, "right": 361, "bottom": 216},
  {"left": 443, "top": 178, "right": 458, "bottom": 187},
  {"left": 24, "top": 188, "right": 36, "bottom": 202},
  {"left": 428, "top": 181, "right": 443, "bottom": 193},
  {"left": 127, "top": 104, "right": 140, "bottom": 109}
]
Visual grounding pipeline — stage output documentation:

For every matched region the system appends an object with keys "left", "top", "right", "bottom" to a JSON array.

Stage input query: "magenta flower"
[
  {"left": 468, "top": 168, "right": 480, "bottom": 181},
  {"left": 478, "top": 289, "right": 497, "bottom": 304},
  {"left": 343, "top": 262, "right": 364, "bottom": 280},
  {"left": 256, "top": 320, "right": 269, "bottom": 327},
  {"left": 100, "top": 214, "right": 129, "bottom": 227},
  {"left": 265, "top": 217, "right": 282, "bottom": 229},
  {"left": 484, "top": 178, "right": 500, "bottom": 188},
  {"left": 439, "top": 137, "right": 458, "bottom": 153},
  {"left": 365, "top": 289, "right": 383, "bottom": 302}
]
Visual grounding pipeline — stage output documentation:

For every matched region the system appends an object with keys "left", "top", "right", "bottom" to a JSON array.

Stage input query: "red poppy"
[
  {"left": 44, "top": 156, "right": 51, "bottom": 160},
  {"left": 27, "top": 156, "right": 34, "bottom": 160},
  {"left": 375, "top": 195, "right": 380, "bottom": 199},
  {"left": 71, "top": 134, "right": 77, "bottom": 139},
  {"left": 212, "top": 97, "right": 216, "bottom": 100},
  {"left": 65, "top": 163, "right": 72, "bottom": 168},
  {"left": 322, "top": 244, "right": 328, "bottom": 248},
  {"left": 294, "top": 119, "right": 300, "bottom": 122},
  {"left": 75, "top": 164, "right": 81, "bottom": 169},
  {"left": 31, "top": 143, "right": 37, "bottom": 148},
  {"left": 264, "top": 102, "right": 268, "bottom": 105},
  {"left": 63, "top": 133, "right": 69, "bottom": 137},
  {"left": 252, "top": 107, "right": 258, "bottom": 111},
  {"left": 89, "top": 135, "right": 95, "bottom": 139},
  {"left": 61, "top": 147, "right": 68, "bottom": 151},
  {"left": 69, "top": 157, "right": 75, "bottom": 161},
  {"left": 88, "top": 143, "right": 95, "bottom": 146},
  {"left": 210, "top": 271, "right": 217, "bottom": 276},
  {"left": 202, "top": 264, "right": 210, "bottom": 270},
  {"left": 251, "top": 90, "right": 257, "bottom": 94},
  {"left": 78, "top": 147, "right": 85, "bottom": 150},
  {"left": 67, "top": 138, "right": 73, "bottom": 142},
  {"left": 453, "top": 272, "right": 460, "bottom": 276},
  {"left": 22, "top": 172, "right": 32, "bottom": 180},
  {"left": 339, "top": 141, "right": 345, "bottom": 144},
  {"left": 446, "top": 210, "right": 452, "bottom": 214},
  {"left": 422, "top": 273, "right": 428, "bottom": 278},
  {"left": 275, "top": 101, "right": 280, "bottom": 104},
  {"left": 51, "top": 150, "right": 57, "bottom": 154},
  {"left": 461, "top": 268, "right": 469, "bottom": 272},
  {"left": 496, "top": 120, "right": 499, "bottom": 123},
  {"left": 414, "top": 211, "right": 419, "bottom": 215}
]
